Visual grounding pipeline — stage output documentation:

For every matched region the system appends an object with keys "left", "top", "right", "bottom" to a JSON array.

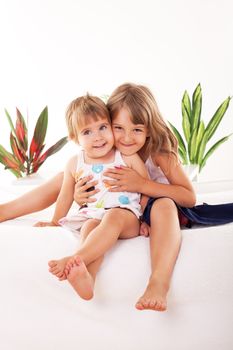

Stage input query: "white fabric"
[
  {"left": 60, "top": 149, "right": 141, "bottom": 231},
  {"left": 0, "top": 183, "right": 233, "bottom": 350},
  {"left": 145, "top": 156, "right": 169, "bottom": 184}
]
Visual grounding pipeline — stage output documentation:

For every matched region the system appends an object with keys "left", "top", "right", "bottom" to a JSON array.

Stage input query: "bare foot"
[
  {"left": 135, "top": 278, "right": 168, "bottom": 311},
  {"left": 48, "top": 257, "right": 71, "bottom": 281},
  {"left": 34, "top": 221, "right": 58, "bottom": 227},
  {"left": 66, "top": 256, "right": 94, "bottom": 300}
]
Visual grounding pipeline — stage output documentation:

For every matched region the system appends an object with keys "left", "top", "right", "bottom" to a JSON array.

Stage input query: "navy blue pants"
[{"left": 142, "top": 197, "right": 233, "bottom": 228}]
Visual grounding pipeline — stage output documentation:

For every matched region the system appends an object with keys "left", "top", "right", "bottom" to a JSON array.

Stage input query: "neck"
[{"left": 84, "top": 148, "right": 115, "bottom": 164}]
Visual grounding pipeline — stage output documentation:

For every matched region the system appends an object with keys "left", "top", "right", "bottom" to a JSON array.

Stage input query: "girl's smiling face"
[
  {"left": 78, "top": 117, "right": 114, "bottom": 161},
  {"left": 112, "top": 108, "right": 148, "bottom": 156}
]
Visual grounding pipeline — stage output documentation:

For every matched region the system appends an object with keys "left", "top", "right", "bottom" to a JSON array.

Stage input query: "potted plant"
[
  {"left": 169, "top": 83, "right": 232, "bottom": 179},
  {"left": 0, "top": 106, "right": 68, "bottom": 178}
]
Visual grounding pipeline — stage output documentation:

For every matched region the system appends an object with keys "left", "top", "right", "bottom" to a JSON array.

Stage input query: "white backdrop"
[{"left": 0, "top": 0, "right": 232, "bottom": 182}]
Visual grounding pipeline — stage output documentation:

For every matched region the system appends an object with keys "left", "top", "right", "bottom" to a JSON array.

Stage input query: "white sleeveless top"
[
  {"left": 75, "top": 149, "right": 142, "bottom": 218},
  {"left": 145, "top": 156, "right": 169, "bottom": 184}
]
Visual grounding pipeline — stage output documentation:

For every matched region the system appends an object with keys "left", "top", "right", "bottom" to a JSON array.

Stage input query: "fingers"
[
  {"left": 75, "top": 179, "right": 98, "bottom": 192},
  {"left": 34, "top": 221, "right": 50, "bottom": 227},
  {"left": 74, "top": 176, "right": 99, "bottom": 206},
  {"left": 103, "top": 171, "right": 123, "bottom": 179},
  {"left": 83, "top": 188, "right": 99, "bottom": 201},
  {"left": 103, "top": 166, "right": 129, "bottom": 178},
  {"left": 75, "top": 175, "right": 93, "bottom": 186},
  {"left": 103, "top": 179, "right": 118, "bottom": 187}
]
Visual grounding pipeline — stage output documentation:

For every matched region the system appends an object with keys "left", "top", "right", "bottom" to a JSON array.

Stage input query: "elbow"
[{"left": 185, "top": 191, "right": 197, "bottom": 208}]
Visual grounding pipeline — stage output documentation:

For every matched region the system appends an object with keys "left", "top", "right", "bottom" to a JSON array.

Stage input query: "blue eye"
[{"left": 100, "top": 125, "right": 107, "bottom": 131}]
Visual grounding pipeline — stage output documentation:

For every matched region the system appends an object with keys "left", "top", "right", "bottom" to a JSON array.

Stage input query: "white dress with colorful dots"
[{"left": 59, "top": 149, "right": 141, "bottom": 231}]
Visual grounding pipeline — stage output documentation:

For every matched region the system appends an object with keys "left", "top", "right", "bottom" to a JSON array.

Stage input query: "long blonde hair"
[{"left": 107, "top": 83, "right": 178, "bottom": 161}]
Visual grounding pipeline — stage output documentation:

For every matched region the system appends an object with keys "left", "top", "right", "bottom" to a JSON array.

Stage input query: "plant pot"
[
  {"left": 11, "top": 173, "right": 45, "bottom": 186},
  {"left": 183, "top": 164, "right": 199, "bottom": 182}
]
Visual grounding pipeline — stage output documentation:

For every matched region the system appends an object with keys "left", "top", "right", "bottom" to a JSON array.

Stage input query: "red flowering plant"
[{"left": 0, "top": 106, "right": 68, "bottom": 178}]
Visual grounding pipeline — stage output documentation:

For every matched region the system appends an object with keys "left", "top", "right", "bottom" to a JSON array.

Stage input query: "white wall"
[{"left": 0, "top": 0, "right": 232, "bottom": 181}]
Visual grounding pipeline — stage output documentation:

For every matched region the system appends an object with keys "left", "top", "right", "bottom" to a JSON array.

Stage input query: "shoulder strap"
[{"left": 114, "top": 149, "right": 127, "bottom": 166}]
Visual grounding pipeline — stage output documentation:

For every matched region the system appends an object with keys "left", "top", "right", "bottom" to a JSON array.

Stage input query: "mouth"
[
  {"left": 93, "top": 143, "right": 107, "bottom": 149},
  {"left": 118, "top": 142, "right": 135, "bottom": 147}
]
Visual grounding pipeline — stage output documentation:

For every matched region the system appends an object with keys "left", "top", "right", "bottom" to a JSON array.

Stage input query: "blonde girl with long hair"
[{"left": 76, "top": 83, "right": 196, "bottom": 311}]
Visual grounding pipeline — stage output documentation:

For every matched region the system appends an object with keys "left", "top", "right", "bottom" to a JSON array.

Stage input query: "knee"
[
  {"left": 104, "top": 208, "right": 135, "bottom": 228},
  {"left": 151, "top": 198, "right": 177, "bottom": 215}
]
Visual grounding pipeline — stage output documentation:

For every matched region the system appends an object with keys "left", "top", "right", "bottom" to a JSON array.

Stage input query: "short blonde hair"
[
  {"left": 107, "top": 83, "right": 178, "bottom": 161},
  {"left": 66, "top": 94, "right": 111, "bottom": 143}
]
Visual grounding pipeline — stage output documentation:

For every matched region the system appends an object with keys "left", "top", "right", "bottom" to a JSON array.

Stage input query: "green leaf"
[
  {"left": 16, "top": 108, "right": 28, "bottom": 151},
  {"left": 195, "top": 121, "right": 205, "bottom": 162},
  {"left": 31, "top": 106, "right": 48, "bottom": 154},
  {"left": 182, "top": 108, "right": 191, "bottom": 143},
  {"left": 188, "top": 128, "right": 198, "bottom": 163},
  {"left": 200, "top": 134, "right": 232, "bottom": 171},
  {"left": 0, "top": 155, "right": 22, "bottom": 178},
  {"left": 191, "top": 83, "right": 202, "bottom": 133},
  {"left": 0, "top": 144, "right": 22, "bottom": 175},
  {"left": 178, "top": 146, "right": 188, "bottom": 164},
  {"left": 10, "top": 133, "right": 26, "bottom": 169},
  {"left": 196, "top": 131, "right": 209, "bottom": 165},
  {"left": 41, "top": 136, "right": 68, "bottom": 158},
  {"left": 4, "top": 109, "right": 17, "bottom": 137},
  {"left": 205, "top": 96, "right": 231, "bottom": 141},
  {"left": 168, "top": 122, "right": 187, "bottom": 155},
  {"left": 182, "top": 91, "right": 191, "bottom": 122},
  {"left": 32, "top": 136, "right": 68, "bottom": 172}
]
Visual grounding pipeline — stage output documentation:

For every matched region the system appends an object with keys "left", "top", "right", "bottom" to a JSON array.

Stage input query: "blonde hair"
[
  {"left": 107, "top": 83, "right": 178, "bottom": 161},
  {"left": 65, "top": 94, "right": 111, "bottom": 143}
]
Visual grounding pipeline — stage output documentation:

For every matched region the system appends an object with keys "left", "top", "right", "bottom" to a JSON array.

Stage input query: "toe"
[
  {"left": 160, "top": 302, "right": 167, "bottom": 311},
  {"left": 149, "top": 300, "right": 156, "bottom": 309},
  {"left": 50, "top": 267, "right": 61, "bottom": 274},
  {"left": 59, "top": 274, "right": 67, "bottom": 281},
  {"left": 135, "top": 301, "right": 144, "bottom": 310},
  {"left": 142, "top": 299, "right": 150, "bottom": 309},
  {"left": 74, "top": 255, "right": 82, "bottom": 265},
  {"left": 55, "top": 271, "right": 64, "bottom": 278},
  {"left": 48, "top": 260, "right": 56, "bottom": 267}
]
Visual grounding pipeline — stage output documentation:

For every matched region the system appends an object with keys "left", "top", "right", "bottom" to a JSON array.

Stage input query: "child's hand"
[
  {"left": 139, "top": 222, "right": 150, "bottom": 237},
  {"left": 103, "top": 166, "right": 145, "bottom": 192},
  {"left": 74, "top": 175, "right": 99, "bottom": 206},
  {"left": 34, "top": 221, "right": 59, "bottom": 227}
]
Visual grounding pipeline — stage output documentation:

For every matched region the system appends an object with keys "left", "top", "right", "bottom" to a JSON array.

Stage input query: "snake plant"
[
  {"left": 0, "top": 106, "right": 68, "bottom": 178},
  {"left": 169, "top": 83, "right": 232, "bottom": 172}
]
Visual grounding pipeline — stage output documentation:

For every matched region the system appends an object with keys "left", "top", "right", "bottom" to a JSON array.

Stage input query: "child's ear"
[{"left": 69, "top": 134, "right": 78, "bottom": 143}]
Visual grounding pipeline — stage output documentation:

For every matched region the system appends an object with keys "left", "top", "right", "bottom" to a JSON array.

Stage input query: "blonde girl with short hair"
[{"left": 34, "top": 93, "right": 148, "bottom": 300}]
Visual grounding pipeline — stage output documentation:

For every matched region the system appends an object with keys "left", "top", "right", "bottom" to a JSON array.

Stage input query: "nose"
[
  {"left": 122, "top": 131, "right": 132, "bottom": 143},
  {"left": 93, "top": 130, "right": 102, "bottom": 140}
]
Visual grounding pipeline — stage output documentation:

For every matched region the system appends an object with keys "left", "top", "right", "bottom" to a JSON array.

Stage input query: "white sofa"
[{"left": 0, "top": 179, "right": 233, "bottom": 350}]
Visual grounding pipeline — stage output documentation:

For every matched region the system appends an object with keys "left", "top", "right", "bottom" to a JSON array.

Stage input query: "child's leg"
[
  {"left": 49, "top": 218, "right": 103, "bottom": 282},
  {"left": 64, "top": 208, "right": 139, "bottom": 300},
  {"left": 135, "top": 198, "right": 181, "bottom": 312},
  {"left": 0, "top": 172, "right": 63, "bottom": 222},
  {"left": 79, "top": 221, "right": 104, "bottom": 282},
  {"left": 73, "top": 208, "right": 139, "bottom": 265}
]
